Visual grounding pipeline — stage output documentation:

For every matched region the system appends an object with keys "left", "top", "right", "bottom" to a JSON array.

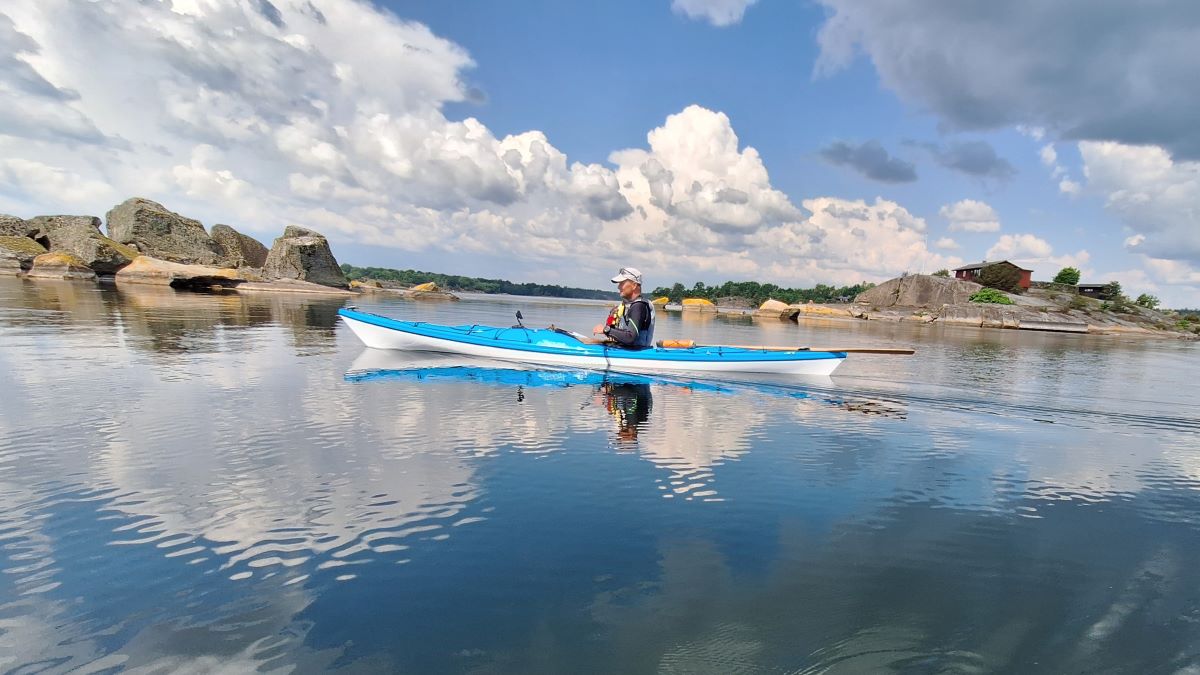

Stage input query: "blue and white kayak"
[{"left": 338, "top": 308, "right": 846, "bottom": 376}]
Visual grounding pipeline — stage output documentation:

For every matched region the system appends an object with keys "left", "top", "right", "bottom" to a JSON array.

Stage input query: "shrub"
[
  {"left": 932, "top": 269, "right": 950, "bottom": 277},
  {"left": 979, "top": 264, "right": 1023, "bottom": 293},
  {"left": 969, "top": 288, "right": 1015, "bottom": 305},
  {"left": 1053, "top": 267, "right": 1081, "bottom": 285},
  {"left": 1068, "top": 294, "right": 1090, "bottom": 310},
  {"left": 1135, "top": 293, "right": 1160, "bottom": 309}
]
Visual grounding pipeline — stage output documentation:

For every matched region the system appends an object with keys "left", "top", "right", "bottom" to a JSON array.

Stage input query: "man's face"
[{"left": 619, "top": 280, "right": 639, "bottom": 298}]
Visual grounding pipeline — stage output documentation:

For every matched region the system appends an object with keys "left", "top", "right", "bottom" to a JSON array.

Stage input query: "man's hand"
[{"left": 592, "top": 324, "right": 606, "bottom": 335}]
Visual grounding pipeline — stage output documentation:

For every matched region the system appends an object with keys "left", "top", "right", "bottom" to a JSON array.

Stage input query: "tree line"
[
  {"left": 340, "top": 264, "right": 619, "bottom": 300},
  {"left": 649, "top": 280, "right": 875, "bottom": 305}
]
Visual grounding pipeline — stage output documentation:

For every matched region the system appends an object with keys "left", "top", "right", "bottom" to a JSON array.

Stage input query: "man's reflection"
[{"left": 597, "top": 381, "right": 653, "bottom": 448}]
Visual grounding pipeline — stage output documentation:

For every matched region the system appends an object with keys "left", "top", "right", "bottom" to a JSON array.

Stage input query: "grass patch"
[{"left": 969, "top": 288, "right": 1015, "bottom": 305}]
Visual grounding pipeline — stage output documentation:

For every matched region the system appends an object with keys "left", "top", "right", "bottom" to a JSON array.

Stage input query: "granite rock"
[
  {"left": 211, "top": 224, "right": 269, "bottom": 268},
  {"left": 105, "top": 198, "right": 223, "bottom": 265},
  {"left": 262, "top": 228, "right": 347, "bottom": 288}
]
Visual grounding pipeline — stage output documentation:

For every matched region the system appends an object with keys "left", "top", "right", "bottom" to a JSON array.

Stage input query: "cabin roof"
[{"left": 952, "top": 260, "right": 1032, "bottom": 273}]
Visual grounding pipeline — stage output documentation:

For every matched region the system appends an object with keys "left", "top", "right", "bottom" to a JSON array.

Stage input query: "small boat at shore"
[{"left": 338, "top": 307, "right": 848, "bottom": 376}]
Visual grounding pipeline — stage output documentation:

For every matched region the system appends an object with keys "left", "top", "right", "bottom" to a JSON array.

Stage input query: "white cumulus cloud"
[
  {"left": 1040, "top": 144, "right": 1057, "bottom": 167},
  {"left": 987, "top": 233, "right": 1053, "bottom": 260},
  {"left": 745, "top": 197, "right": 963, "bottom": 285},
  {"left": 0, "top": 157, "right": 116, "bottom": 205},
  {"left": 1079, "top": 141, "right": 1200, "bottom": 263},
  {"left": 986, "top": 233, "right": 1090, "bottom": 280},
  {"left": 0, "top": 0, "right": 955, "bottom": 290},
  {"left": 671, "top": 0, "right": 758, "bottom": 27},
  {"left": 939, "top": 199, "right": 1001, "bottom": 232}
]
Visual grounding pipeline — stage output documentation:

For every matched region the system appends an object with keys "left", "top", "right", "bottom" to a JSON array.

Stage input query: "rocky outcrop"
[
  {"left": 282, "top": 225, "right": 321, "bottom": 238},
  {"left": 0, "top": 236, "right": 46, "bottom": 274},
  {"left": 28, "top": 214, "right": 101, "bottom": 238},
  {"left": 681, "top": 297, "right": 717, "bottom": 312},
  {"left": 27, "top": 252, "right": 97, "bottom": 280},
  {"left": 755, "top": 298, "right": 793, "bottom": 318},
  {"left": 262, "top": 227, "right": 347, "bottom": 288},
  {"left": 792, "top": 304, "right": 855, "bottom": 318},
  {"left": 409, "top": 281, "right": 440, "bottom": 292},
  {"left": 938, "top": 304, "right": 1021, "bottom": 329},
  {"left": 235, "top": 267, "right": 265, "bottom": 282},
  {"left": 114, "top": 256, "right": 241, "bottom": 288},
  {"left": 30, "top": 215, "right": 138, "bottom": 274},
  {"left": 235, "top": 279, "right": 355, "bottom": 295},
  {"left": 0, "top": 215, "right": 35, "bottom": 238},
  {"left": 855, "top": 274, "right": 982, "bottom": 308},
  {"left": 402, "top": 286, "right": 459, "bottom": 301},
  {"left": 651, "top": 296, "right": 669, "bottom": 306},
  {"left": 105, "top": 198, "right": 223, "bottom": 265},
  {"left": 211, "top": 224, "right": 269, "bottom": 268},
  {"left": 1020, "top": 313, "right": 1090, "bottom": 333},
  {"left": 350, "top": 279, "right": 383, "bottom": 290}
]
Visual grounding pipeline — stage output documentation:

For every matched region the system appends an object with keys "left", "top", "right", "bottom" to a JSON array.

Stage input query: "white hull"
[{"left": 340, "top": 315, "right": 842, "bottom": 376}]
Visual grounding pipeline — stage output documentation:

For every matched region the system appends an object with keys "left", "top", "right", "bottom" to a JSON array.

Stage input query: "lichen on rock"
[
  {"left": 105, "top": 197, "right": 223, "bottom": 265},
  {"left": 0, "top": 235, "right": 47, "bottom": 274},
  {"left": 28, "top": 251, "right": 98, "bottom": 280}
]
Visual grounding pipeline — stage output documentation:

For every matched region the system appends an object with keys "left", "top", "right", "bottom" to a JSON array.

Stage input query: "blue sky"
[
  {"left": 356, "top": 0, "right": 1123, "bottom": 279},
  {"left": 0, "top": 0, "right": 1197, "bottom": 304}
]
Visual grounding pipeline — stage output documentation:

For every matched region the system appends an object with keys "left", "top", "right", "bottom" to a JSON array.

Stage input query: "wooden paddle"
[{"left": 656, "top": 339, "right": 914, "bottom": 355}]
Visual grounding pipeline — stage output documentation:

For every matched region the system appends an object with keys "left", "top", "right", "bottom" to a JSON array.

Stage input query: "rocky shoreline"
[
  {"left": 0, "top": 198, "right": 457, "bottom": 300},
  {"left": 743, "top": 274, "right": 1197, "bottom": 339}
]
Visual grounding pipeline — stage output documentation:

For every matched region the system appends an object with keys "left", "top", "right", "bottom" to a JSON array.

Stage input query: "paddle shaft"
[{"left": 657, "top": 339, "right": 913, "bottom": 355}]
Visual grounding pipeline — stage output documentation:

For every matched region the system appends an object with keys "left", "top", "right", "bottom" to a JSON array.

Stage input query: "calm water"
[{"left": 1, "top": 277, "right": 1199, "bottom": 674}]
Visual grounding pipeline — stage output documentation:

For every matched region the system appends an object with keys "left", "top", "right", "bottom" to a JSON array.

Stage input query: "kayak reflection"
[
  {"left": 345, "top": 349, "right": 906, "bottom": 501},
  {"left": 345, "top": 349, "right": 905, "bottom": 432},
  {"left": 345, "top": 348, "right": 741, "bottom": 393}
]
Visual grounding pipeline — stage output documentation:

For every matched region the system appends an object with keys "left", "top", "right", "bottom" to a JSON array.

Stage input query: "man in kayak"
[{"left": 593, "top": 267, "right": 655, "bottom": 348}]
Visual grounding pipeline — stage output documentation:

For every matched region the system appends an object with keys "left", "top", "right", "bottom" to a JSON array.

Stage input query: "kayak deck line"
[{"left": 337, "top": 307, "right": 847, "bottom": 376}]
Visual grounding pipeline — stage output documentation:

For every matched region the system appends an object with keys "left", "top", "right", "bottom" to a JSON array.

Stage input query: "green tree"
[
  {"left": 932, "top": 269, "right": 950, "bottom": 277},
  {"left": 1102, "top": 281, "right": 1132, "bottom": 312},
  {"left": 979, "top": 263, "right": 1022, "bottom": 293},
  {"left": 1053, "top": 267, "right": 1081, "bottom": 285},
  {"left": 1135, "top": 293, "right": 1160, "bottom": 309}
]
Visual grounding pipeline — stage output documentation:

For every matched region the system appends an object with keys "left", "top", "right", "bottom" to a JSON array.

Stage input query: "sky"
[{"left": 0, "top": 0, "right": 1198, "bottom": 306}]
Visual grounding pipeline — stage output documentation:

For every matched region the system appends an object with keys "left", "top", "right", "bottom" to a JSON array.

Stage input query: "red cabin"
[{"left": 952, "top": 260, "right": 1033, "bottom": 290}]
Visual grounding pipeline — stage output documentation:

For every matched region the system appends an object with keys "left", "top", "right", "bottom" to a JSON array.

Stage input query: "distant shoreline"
[{"left": 341, "top": 264, "right": 619, "bottom": 301}]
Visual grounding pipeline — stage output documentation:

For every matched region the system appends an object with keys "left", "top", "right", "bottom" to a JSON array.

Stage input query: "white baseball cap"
[{"left": 610, "top": 267, "right": 642, "bottom": 285}]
